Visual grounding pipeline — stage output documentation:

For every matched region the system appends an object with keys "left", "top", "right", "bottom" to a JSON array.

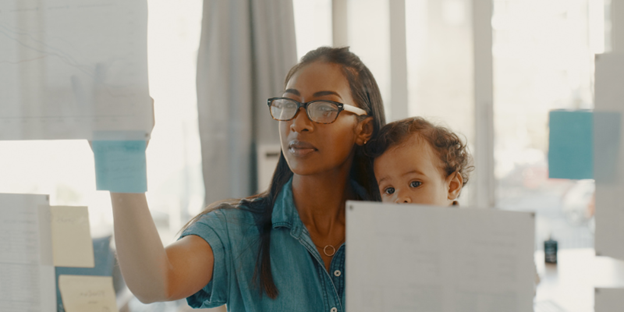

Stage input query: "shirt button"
[
  {"left": 330, "top": 308, "right": 337, "bottom": 312},
  {"left": 334, "top": 270, "right": 341, "bottom": 277}
]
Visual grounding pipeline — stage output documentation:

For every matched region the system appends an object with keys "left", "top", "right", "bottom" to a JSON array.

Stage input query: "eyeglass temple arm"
[{"left": 343, "top": 104, "right": 368, "bottom": 116}]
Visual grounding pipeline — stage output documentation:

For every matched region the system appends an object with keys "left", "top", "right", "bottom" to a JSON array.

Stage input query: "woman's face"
[{"left": 279, "top": 61, "right": 362, "bottom": 176}]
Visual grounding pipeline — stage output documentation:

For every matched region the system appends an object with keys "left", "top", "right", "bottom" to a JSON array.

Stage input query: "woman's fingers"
[
  {"left": 87, "top": 96, "right": 154, "bottom": 151},
  {"left": 150, "top": 96, "right": 155, "bottom": 133},
  {"left": 147, "top": 97, "right": 155, "bottom": 148}
]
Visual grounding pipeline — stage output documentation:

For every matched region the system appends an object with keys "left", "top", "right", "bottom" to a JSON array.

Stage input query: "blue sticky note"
[
  {"left": 93, "top": 140, "right": 147, "bottom": 193},
  {"left": 548, "top": 110, "right": 594, "bottom": 179}
]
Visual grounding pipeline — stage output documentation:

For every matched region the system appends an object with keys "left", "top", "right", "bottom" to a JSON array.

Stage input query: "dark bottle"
[{"left": 544, "top": 237, "right": 558, "bottom": 264}]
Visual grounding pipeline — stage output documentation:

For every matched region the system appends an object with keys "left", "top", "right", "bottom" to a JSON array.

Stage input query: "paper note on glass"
[
  {"left": 0, "top": 194, "right": 56, "bottom": 312},
  {"left": 594, "top": 53, "right": 624, "bottom": 261},
  {"left": 345, "top": 201, "right": 535, "bottom": 312},
  {"left": 93, "top": 140, "right": 147, "bottom": 193},
  {"left": 51, "top": 206, "right": 94, "bottom": 268},
  {"left": 0, "top": 0, "right": 152, "bottom": 140},
  {"left": 595, "top": 288, "right": 624, "bottom": 312},
  {"left": 548, "top": 110, "right": 594, "bottom": 180},
  {"left": 59, "top": 275, "right": 118, "bottom": 312}
]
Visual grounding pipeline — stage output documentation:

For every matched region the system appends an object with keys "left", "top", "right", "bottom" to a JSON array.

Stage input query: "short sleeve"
[{"left": 179, "top": 210, "right": 230, "bottom": 308}]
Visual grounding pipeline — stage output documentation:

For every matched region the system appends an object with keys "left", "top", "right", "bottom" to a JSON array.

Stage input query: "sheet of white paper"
[
  {"left": 346, "top": 201, "right": 535, "bottom": 312},
  {"left": 594, "top": 53, "right": 624, "bottom": 261},
  {"left": 595, "top": 288, "right": 624, "bottom": 312},
  {"left": 0, "top": 194, "right": 56, "bottom": 312},
  {"left": 0, "top": 0, "right": 152, "bottom": 140},
  {"left": 51, "top": 206, "right": 94, "bottom": 268},
  {"left": 59, "top": 275, "right": 118, "bottom": 312}
]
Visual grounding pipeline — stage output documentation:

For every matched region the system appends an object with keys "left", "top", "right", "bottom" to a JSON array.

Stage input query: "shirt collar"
[
  {"left": 271, "top": 177, "right": 297, "bottom": 229},
  {"left": 271, "top": 176, "right": 371, "bottom": 230}
]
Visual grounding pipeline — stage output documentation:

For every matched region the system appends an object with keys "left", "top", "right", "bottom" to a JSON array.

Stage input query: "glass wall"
[
  {"left": 0, "top": 0, "right": 204, "bottom": 245},
  {"left": 492, "top": 0, "right": 606, "bottom": 249},
  {"left": 405, "top": 0, "right": 476, "bottom": 205},
  {"left": 294, "top": 0, "right": 606, "bottom": 249},
  {"left": 293, "top": 0, "right": 333, "bottom": 60}
]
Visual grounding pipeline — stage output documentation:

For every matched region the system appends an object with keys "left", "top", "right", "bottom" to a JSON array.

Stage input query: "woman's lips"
[{"left": 288, "top": 140, "right": 317, "bottom": 156}]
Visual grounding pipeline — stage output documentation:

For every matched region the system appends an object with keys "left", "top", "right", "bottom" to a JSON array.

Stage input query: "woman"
[{"left": 110, "top": 47, "right": 386, "bottom": 311}]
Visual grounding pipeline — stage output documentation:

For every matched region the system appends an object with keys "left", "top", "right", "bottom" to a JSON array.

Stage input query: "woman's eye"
[
  {"left": 409, "top": 181, "right": 422, "bottom": 188},
  {"left": 384, "top": 187, "right": 395, "bottom": 195}
]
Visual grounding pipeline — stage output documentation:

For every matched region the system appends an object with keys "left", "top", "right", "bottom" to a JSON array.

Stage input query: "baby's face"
[{"left": 374, "top": 135, "right": 452, "bottom": 205}]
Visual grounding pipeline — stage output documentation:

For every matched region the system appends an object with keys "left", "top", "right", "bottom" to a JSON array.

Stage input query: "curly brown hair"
[{"left": 367, "top": 116, "right": 474, "bottom": 187}]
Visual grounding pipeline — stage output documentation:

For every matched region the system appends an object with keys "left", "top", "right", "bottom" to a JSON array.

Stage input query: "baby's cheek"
[{"left": 379, "top": 191, "right": 393, "bottom": 203}]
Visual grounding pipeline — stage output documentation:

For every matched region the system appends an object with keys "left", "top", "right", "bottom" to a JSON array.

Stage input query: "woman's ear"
[
  {"left": 355, "top": 116, "right": 374, "bottom": 146},
  {"left": 446, "top": 171, "right": 463, "bottom": 201}
]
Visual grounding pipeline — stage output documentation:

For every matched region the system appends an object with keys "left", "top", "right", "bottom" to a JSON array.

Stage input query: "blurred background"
[{"left": 0, "top": 0, "right": 606, "bottom": 269}]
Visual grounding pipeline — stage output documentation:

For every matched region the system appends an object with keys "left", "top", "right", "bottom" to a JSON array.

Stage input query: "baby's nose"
[{"left": 394, "top": 192, "right": 412, "bottom": 204}]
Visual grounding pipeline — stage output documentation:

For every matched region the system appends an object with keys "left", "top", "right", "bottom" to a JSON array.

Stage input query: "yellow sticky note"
[
  {"left": 59, "top": 275, "right": 118, "bottom": 312},
  {"left": 51, "top": 206, "right": 95, "bottom": 268}
]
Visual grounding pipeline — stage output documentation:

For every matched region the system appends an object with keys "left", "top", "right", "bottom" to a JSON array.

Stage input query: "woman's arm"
[{"left": 111, "top": 193, "right": 214, "bottom": 303}]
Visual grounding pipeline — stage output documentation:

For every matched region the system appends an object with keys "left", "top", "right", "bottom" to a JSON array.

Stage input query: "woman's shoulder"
[
  {"left": 191, "top": 197, "right": 266, "bottom": 230},
  {"left": 180, "top": 199, "right": 264, "bottom": 250}
]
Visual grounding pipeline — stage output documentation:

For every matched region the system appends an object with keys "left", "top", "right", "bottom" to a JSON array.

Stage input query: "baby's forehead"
[
  {"left": 390, "top": 132, "right": 432, "bottom": 153},
  {"left": 375, "top": 133, "right": 445, "bottom": 170}
]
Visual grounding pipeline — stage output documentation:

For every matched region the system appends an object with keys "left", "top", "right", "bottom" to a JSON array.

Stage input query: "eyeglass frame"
[{"left": 267, "top": 97, "right": 368, "bottom": 124}]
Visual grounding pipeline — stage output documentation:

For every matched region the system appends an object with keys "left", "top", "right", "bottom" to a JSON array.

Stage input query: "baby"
[{"left": 367, "top": 117, "right": 474, "bottom": 205}]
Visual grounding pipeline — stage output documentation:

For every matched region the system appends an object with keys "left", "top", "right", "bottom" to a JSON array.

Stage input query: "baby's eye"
[
  {"left": 409, "top": 181, "right": 422, "bottom": 188},
  {"left": 383, "top": 187, "right": 395, "bottom": 195}
]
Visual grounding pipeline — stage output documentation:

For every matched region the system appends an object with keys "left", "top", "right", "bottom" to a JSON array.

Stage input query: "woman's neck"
[{"left": 291, "top": 170, "right": 354, "bottom": 237}]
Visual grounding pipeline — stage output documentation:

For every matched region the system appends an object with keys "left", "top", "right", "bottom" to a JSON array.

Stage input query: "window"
[
  {"left": 0, "top": 0, "right": 204, "bottom": 246},
  {"left": 293, "top": 0, "right": 333, "bottom": 60},
  {"left": 294, "top": 0, "right": 607, "bottom": 249},
  {"left": 406, "top": 0, "right": 477, "bottom": 205},
  {"left": 493, "top": 0, "right": 606, "bottom": 248}
]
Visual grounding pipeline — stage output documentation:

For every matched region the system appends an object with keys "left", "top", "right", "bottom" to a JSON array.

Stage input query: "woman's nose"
[{"left": 290, "top": 107, "right": 314, "bottom": 132}]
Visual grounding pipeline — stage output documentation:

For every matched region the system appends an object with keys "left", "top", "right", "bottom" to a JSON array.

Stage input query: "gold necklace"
[
  {"left": 314, "top": 240, "right": 344, "bottom": 257},
  {"left": 322, "top": 245, "right": 337, "bottom": 257}
]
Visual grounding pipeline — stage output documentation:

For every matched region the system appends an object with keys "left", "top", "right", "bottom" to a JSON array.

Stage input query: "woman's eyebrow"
[
  {"left": 282, "top": 89, "right": 343, "bottom": 99},
  {"left": 284, "top": 89, "right": 300, "bottom": 96},
  {"left": 313, "top": 90, "right": 342, "bottom": 99}
]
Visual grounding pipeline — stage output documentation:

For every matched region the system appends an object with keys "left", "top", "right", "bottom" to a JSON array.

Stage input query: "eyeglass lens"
[{"left": 270, "top": 99, "right": 340, "bottom": 123}]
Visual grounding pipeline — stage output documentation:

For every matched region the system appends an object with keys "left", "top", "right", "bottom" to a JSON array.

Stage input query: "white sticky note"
[
  {"left": 594, "top": 53, "right": 624, "bottom": 261},
  {"left": 346, "top": 201, "right": 535, "bottom": 312},
  {"left": 0, "top": 0, "right": 152, "bottom": 140},
  {"left": 51, "top": 206, "right": 95, "bottom": 268},
  {"left": 595, "top": 288, "right": 624, "bottom": 312},
  {"left": 59, "top": 275, "right": 118, "bottom": 312},
  {"left": 0, "top": 194, "right": 56, "bottom": 311}
]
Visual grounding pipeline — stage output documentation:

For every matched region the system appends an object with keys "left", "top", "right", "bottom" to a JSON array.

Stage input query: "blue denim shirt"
[{"left": 181, "top": 178, "right": 368, "bottom": 311}]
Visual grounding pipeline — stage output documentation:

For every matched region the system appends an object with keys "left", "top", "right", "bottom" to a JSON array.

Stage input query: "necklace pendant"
[{"left": 323, "top": 245, "right": 336, "bottom": 257}]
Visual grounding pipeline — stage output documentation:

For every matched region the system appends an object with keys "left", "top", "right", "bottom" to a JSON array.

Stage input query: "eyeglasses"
[{"left": 267, "top": 97, "right": 368, "bottom": 124}]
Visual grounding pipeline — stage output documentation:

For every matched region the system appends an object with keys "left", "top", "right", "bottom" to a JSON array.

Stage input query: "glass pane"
[
  {"left": 293, "top": 0, "right": 333, "bottom": 60},
  {"left": 346, "top": 0, "right": 392, "bottom": 119},
  {"left": 492, "top": 0, "right": 605, "bottom": 249},
  {"left": 406, "top": 0, "right": 476, "bottom": 206},
  {"left": 0, "top": 0, "right": 205, "bottom": 246},
  {"left": 145, "top": 0, "right": 204, "bottom": 244}
]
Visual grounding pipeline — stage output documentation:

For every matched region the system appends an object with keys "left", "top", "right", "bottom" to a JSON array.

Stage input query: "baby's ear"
[
  {"left": 446, "top": 171, "right": 463, "bottom": 201},
  {"left": 355, "top": 117, "right": 374, "bottom": 146}
]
